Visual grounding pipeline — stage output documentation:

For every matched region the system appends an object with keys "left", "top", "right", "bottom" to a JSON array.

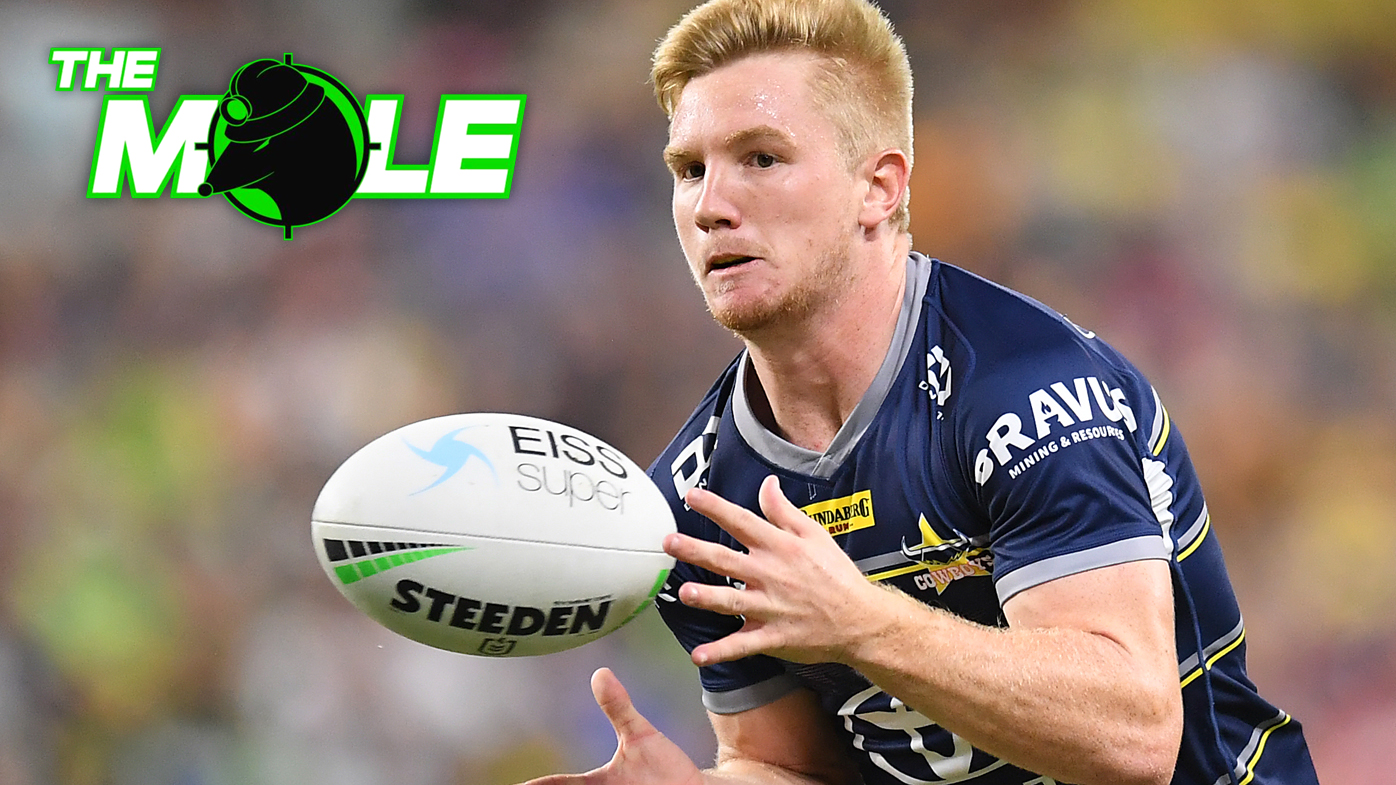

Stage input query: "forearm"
[
  {"left": 672, "top": 484, "right": 1182, "bottom": 784},
  {"left": 703, "top": 759, "right": 852, "bottom": 785},
  {"left": 845, "top": 586, "right": 1178, "bottom": 785}
]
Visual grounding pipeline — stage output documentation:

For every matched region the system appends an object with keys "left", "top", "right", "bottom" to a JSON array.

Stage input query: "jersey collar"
[{"left": 733, "top": 252, "right": 932, "bottom": 479}]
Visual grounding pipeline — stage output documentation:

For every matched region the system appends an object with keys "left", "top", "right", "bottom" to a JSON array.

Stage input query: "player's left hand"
[{"left": 665, "top": 475, "right": 895, "bottom": 666}]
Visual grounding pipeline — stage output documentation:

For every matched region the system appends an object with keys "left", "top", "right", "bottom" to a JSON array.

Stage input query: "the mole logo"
[
  {"left": 200, "top": 56, "right": 369, "bottom": 237},
  {"left": 54, "top": 47, "right": 526, "bottom": 239}
]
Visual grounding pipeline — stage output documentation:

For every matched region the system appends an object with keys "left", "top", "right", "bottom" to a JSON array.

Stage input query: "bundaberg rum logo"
[{"left": 53, "top": 47, "right": 526, "bottom": 239}]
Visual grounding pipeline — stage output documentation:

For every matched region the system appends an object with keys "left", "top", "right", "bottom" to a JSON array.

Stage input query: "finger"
[
  {"left": 756, "top": 474, "right": 820, "bottom": 535},
  {"left": 663, "top": 532, "right": 747, "bottom": 579},
  {"left": 685, "top": 486, "right": 776, "bottom": 549},
  {"left": 690, "top": 626, "right": 781, "bottom": 667},
  {"left": 590, "top": 668, "right": 659, "bottom": 746},
  {"left": 518, "top": 775, "right": 588, "bottom": 785},
  {"left": 676, "top": 580, "right": 749, "bottom": 617}
]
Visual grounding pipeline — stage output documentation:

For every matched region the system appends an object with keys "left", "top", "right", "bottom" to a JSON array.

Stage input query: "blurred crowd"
[{"left": 0, "top": 0, "right": 1393, "bottom": 782}]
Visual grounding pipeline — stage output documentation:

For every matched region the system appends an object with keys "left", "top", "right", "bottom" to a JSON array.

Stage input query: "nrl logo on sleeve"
[
  {"left": 800, "top": 491, "right": 875, "bottom": 536},
  {"left": 921, "top": 345, "right": 952, "bottom": 406},
  {"left": 53, "top": 48, "right": 526, "bottom": 239}
]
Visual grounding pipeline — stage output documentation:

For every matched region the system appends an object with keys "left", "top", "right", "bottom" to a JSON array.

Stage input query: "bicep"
[
  {"left": 1002, "top": 558, "right": 1178, "bottom": 688},
  {"left": 709, "top": 686, "right": 861, "bottom": 785}
]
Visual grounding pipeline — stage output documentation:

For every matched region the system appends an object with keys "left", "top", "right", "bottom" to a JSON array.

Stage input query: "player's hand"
[
  {"left": 519, "top": 668, "right": 704, "bottom": 785},
  {"left": 668, "top": 475, "right": 894, "bottom": 666}
]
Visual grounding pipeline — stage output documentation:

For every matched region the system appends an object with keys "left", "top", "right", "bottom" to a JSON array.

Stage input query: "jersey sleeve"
[
  {"left": 652, "top": 552, "right": 801, "bottom": 714},
  {"left": 952, "top": 324, "right": 1172, "bottom": 606},
  {"left": 644, "top": 375, "right": 802, "bottom": 715}
]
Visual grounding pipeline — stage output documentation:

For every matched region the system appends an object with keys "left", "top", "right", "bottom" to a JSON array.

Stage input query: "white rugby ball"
[{"left": 311, "top": 412, "right": 676, "bottom": 657}]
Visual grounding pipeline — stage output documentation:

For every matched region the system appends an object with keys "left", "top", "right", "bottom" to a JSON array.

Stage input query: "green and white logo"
[
  {"left": 55, "top": 48, "right": 526, "bottom": 239},
  {"left": 199, "top": 56, "right": 370, "bottom": 238}
]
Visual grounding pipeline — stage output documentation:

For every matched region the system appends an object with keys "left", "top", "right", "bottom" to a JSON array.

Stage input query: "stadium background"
[{"left": 1, "top": 0, "right": 1393, "bottom": 782}]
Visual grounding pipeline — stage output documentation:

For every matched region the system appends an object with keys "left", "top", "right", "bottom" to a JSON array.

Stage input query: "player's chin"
[
  {"left": 708, "top": 301, "right": 780, "bottom": 335},
  {"left": 704, "top": 288, "right": 789, "bottom": 335}
]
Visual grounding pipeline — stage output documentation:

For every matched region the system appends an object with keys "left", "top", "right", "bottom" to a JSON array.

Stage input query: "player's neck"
[{"left": 743, "top": 235, "right": 910, "bottom": 454}]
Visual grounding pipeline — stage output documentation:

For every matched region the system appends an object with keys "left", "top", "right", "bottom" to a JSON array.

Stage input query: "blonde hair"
[{"left": 652, "top": 0, "right": 914, "bottom": 231}]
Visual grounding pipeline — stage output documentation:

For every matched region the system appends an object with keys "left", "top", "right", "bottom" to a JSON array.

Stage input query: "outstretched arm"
[
  {"left": 522, "top": 668, "right": 858, "bottom": 785},
  {"left": 668, "top": 475, "right": 1183, "bottom": 785}
]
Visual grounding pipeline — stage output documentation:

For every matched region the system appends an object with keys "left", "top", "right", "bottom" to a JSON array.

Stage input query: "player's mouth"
[{"left": 706, "top": 254, "right": 759, "bottom": 273}]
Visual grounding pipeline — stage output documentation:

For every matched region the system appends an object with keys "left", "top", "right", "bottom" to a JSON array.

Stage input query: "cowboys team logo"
[{"left": 898, "top": 515, "right": 992, "bottom": 595}]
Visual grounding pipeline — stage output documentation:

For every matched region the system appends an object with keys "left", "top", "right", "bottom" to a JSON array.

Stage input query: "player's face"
[{"left": 664, "top": 52, "right": 865, "bottom": 335}]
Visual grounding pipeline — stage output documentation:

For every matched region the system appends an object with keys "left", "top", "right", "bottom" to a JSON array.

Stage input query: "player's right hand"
[{"left": 519, "top": 668, "right": 705, "bottom": 785}]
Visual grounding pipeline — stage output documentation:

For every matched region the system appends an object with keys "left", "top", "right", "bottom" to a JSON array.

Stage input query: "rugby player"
[{"left": 524, "top": 0, "right": 1319, "bottom": 782}]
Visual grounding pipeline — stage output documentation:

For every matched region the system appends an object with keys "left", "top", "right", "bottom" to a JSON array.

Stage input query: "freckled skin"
[{"left": 666, "top": 53, "right": 866, "bottom": 337}]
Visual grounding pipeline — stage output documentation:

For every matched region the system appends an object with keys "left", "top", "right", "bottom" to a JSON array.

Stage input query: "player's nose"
[{"left": 692, "top": 167, "right": 740, "bottom": 232}]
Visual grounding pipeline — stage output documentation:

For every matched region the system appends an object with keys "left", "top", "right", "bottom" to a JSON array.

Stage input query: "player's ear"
[{"left": 857, "top": 148, "right": 910, "bottom": 230}]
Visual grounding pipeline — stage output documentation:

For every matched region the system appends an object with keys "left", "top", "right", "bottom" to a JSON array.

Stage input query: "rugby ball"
[{"left": 311, "top": 413, "right": 676, "bottom": 657}]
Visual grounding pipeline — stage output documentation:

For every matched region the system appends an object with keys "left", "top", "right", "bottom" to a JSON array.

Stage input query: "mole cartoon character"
[{"left": 200, "top": 55, "right": 369, "bottom": 238}]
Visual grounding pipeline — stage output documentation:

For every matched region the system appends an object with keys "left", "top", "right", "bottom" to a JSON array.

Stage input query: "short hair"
[{"left": 652, "top": 0, "right": 914, "bottom": 231}]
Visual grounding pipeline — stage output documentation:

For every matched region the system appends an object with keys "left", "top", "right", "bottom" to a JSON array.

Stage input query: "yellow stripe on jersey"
[
  {"left": 1181, "top": 628, "right": 1247, "bottom": 688},
  {"left": 1237, "top": 713, "right": 1294, "bottom": 785},
  {"left": 1152, "top": 406, "right": 1172, "bottom": 456},
  {"left": 1176, "top": 514, "right": 1211, "bottom": 562},
  {"left": 864, "top": 562, "right": 930, "bottom": 583}
]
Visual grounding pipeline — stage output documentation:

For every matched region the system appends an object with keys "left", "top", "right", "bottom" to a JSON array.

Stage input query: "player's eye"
[
  {"left": 679, "top": 161, "right": 705, "bottom": 180},
  {"left": 751, "top": 152, "right": 776, "bottom": 168}
]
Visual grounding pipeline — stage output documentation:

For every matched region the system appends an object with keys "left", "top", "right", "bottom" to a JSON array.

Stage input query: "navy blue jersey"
[{"left": 646, "top": 254, "right": 1318, "bottom": 785}]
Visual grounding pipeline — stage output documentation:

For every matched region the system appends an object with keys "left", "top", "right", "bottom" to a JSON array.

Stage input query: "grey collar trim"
[{"left": 733, "top": 253, "right": 931, "bottom": 479}]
